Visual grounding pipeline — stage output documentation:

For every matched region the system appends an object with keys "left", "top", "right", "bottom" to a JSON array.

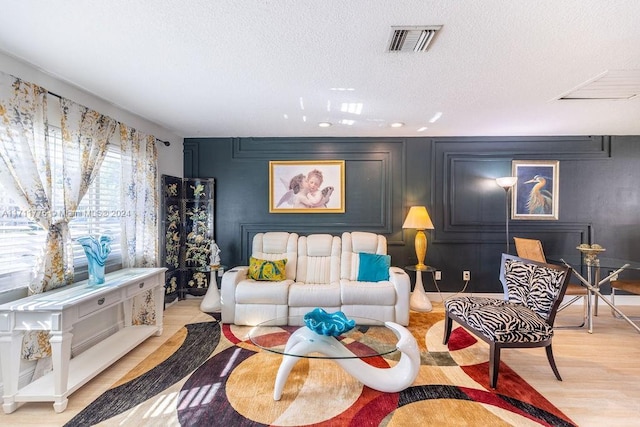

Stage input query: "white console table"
[{"left": 0, "top": 267, "right": 166, "bottom": 413}]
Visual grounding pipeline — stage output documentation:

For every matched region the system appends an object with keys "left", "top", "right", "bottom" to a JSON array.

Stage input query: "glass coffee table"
[{"left": 249, "top": 315, "right": 420, "bottom": 400}]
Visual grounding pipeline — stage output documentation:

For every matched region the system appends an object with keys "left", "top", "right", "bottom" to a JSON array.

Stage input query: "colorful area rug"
[{"left": 65, "top": 311, "right": 576, "bottom": 426}]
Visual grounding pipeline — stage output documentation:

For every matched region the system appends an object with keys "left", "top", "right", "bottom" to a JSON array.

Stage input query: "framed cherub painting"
[{"left": 269, "top": 160, "right": 345, "bottom": 213}]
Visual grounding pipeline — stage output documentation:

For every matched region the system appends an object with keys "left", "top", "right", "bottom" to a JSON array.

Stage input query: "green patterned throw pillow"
[{"left": 248, "top": 257, "right": 287, "bottom": 281}]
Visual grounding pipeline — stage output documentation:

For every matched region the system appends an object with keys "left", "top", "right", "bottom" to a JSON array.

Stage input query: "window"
[{"left": 0, "top": 128, "right": 123, "bottom": 293}]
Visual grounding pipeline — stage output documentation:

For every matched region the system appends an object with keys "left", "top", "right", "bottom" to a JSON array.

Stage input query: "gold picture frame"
[
  {"left": 512, "top": 160, "right": 559, "bottom": 220},
  {"left": 269, "top": 160, "right": 345, "bottom": 213}
]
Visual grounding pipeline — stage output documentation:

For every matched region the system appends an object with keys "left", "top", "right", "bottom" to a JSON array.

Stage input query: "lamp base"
[{"left": 414, "top": 230, "right": 427, "bottom": 268}]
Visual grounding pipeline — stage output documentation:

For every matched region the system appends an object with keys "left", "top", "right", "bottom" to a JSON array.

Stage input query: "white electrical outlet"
[
  {"left": 463, "top": 270, "right": 471, "bottom": 281},
  {"left": 435, "top": 271, "right": 442, "bottom": 280}
]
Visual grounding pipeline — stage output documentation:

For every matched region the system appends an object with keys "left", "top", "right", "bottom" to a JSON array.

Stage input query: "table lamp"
[
  {"left": 402, "top": 206, "right": 434, "bottom": 269},
  {"left": 496, "top": 176, "right": 518, "bottom": 253}
]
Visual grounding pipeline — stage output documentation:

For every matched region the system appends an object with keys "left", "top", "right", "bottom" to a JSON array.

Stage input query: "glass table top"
[
  {"left": 404, "top": 265, "right": 437, "bottom": 272},
  {"left": 196, "top": 264, "right": 228, "bottom": 272},
  {"left": 547, "top": 256, "right": 640, "bottom": 271},
  {"left": 248, "top": 316, "right": 400, "bottom": 359}
]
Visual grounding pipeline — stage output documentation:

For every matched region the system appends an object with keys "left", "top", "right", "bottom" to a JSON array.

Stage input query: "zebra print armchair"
[{"left": 443, "top": 253, "right": 571, "bottom": 388}]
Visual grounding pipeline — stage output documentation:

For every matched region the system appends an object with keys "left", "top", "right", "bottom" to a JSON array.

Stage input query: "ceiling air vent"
[
  {"left": 558, "top": 70, "right": 640, "bottom": 100},
  {"left": 388, "top": 25, "right": 442, "bottom": 52}
]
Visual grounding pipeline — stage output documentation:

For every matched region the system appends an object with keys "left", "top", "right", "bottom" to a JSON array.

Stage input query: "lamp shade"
[
  {"left": 402, "top": 206, "right": 434, "bottom": 230},
  {"left": 496, "top": 176, "right": 518, "bottom": 189}
]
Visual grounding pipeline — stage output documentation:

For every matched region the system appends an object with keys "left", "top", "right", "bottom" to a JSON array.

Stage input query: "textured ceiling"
[{"left": 1, "top": 0, "right": 639, "bottom": 138}]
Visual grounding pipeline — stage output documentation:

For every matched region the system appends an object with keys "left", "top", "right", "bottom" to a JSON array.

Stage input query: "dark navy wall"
[{"left": 183, "top": 135, "right": 640, "bottom": 293}]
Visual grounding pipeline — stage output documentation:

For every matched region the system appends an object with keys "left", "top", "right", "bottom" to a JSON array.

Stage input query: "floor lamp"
[
  {"left": 496, "top": 177, "right": 518, "bottom": 253},
  {"left": 403, "top": 206, "right": 434, "bottom": 312}
]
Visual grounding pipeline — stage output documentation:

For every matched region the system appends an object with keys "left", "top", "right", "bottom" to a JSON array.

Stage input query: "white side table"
[
  {"left": 200, "top": 265, "right": 226, "bottom": 312},
  {"left": 404, "top": 265, "right": 435, "bottom": 312}
]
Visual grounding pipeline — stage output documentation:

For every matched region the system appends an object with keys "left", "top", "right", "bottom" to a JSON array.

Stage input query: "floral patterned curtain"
[
  {"left": 60, "top": 98, "right": 117, "bottom": 215},
  {"left": 0, "top": 71, "right": 117, "bottom": 360},
  {"left": 119, "top": 123, "right": 159, "bottom": 324},
  {"left": 0, "top": 71, "right": 57, "bottom": 293}
]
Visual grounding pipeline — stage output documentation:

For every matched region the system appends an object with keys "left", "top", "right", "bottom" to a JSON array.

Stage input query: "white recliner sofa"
[
  {"left": 221, "top": 231, "right": 410, "bottom": 326},
  {"left": 288, "top": 234, "right": 342, "bottom": 319},
  {"left": 221, "top": 232, "right": 298, "bottom": 325},
  {"left": 340, "top": 231, "right": 410, "bottom": 325}
]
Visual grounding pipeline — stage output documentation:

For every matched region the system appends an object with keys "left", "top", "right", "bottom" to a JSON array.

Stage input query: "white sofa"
[{"left": 220, "top": 231, "right": 411, "bottom": 326}]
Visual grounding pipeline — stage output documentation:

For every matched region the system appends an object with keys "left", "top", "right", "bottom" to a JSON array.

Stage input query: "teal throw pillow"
[{"left": 357, "top": 253, "right": 391, "bottom": 282}]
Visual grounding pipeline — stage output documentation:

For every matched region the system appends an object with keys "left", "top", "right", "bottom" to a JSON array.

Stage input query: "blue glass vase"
[{"left": 77, "top": 235, "right": 112, "bottom": 285}]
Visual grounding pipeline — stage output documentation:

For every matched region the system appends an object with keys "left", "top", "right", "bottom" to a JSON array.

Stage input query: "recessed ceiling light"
[
  {"left": 283, "top": 114, "right": 289, "bottom": 119},
  {"left": 318, "top": 122, "right": 332, "bottom": 127},
  {"left": 390, "top": 122, "right": 404, "bottom": 128},
  {"left": 417, "top": 126, "right": 428, "bottom": 132},
  {"left": 330, "top": 87, "right": 355, "bottom": 91},
  {"left": 340, "top": 119, "right": 355, "bottom": 125}
]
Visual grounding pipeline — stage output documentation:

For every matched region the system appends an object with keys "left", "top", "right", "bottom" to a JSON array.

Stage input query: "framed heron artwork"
[
  {"left": 511, "top": 160, "right": 559, "bottom": 220},
  {"left": 269, "top": 160, "right": 345, "bottom": 213}
]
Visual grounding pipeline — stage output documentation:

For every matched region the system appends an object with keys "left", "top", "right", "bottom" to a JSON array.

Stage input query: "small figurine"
[{"left": 210, "top": 240, "right": 221, "bottom": 267}]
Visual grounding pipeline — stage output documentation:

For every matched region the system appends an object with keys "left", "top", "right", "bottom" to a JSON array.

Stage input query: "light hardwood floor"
[{"left": 0, "top": 299, "right": 639, "bottom": 426}]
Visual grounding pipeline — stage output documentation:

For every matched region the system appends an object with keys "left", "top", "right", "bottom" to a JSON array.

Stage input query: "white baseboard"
[{"left": 0, "top": 361, "right": 37, "bottom": 397}]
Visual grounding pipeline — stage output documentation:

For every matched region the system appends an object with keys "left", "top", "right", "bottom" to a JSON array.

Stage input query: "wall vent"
[
  {"left": 559, "top": 70, "right": 640, "bottom": 100},
  {"left": 388, "top": 25, "right": 442, "bottom": 52}
]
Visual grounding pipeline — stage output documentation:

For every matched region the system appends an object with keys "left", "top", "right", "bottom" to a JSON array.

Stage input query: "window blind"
[{"left": 0, "top": 128, "right": 123, "bottom": 293}]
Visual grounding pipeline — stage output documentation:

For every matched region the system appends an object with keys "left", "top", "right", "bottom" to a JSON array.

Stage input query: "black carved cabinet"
[{"left": 161, "top": 175, "right": 215, "bottom": 303}]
